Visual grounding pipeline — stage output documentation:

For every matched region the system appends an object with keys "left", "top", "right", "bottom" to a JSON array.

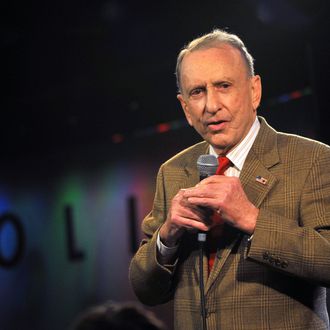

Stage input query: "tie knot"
[{"left": 216, "top": 156, "right": 231, "bottom": 175}]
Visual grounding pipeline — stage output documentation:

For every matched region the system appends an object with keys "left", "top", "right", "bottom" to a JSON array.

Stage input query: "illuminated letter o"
[{"left": 0, "top": 213, "right": 25, "bottom": 267}]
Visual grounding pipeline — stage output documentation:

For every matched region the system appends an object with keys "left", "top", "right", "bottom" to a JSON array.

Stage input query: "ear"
[
  {"left": 251, "top": 75, "right": 262, "bottom": 111},
  {"left": 177, "top": 94, "right": 193, "bottom": 126}
]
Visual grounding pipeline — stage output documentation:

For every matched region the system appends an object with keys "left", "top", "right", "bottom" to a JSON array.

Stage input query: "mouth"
[{"left": 206, "top": 120, "right": 227, "bottom": 131}]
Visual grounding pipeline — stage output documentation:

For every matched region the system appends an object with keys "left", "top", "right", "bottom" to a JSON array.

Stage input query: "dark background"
[
  {"left": 2, "top": 0, "right": 330, "bottom": 160},
  {"left": 1, "top": 1, "right": 330, "bottom": 329}
]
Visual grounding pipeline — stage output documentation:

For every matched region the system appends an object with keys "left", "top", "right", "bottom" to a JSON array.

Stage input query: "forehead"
[{"left": 180, "top": 45, "right": 247, "bottom": 84}]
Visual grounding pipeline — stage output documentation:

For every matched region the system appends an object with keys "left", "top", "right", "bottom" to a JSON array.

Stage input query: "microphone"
[
  {"left": 197, "top": 154, "right": 218, "bottom": 180},
  {"left": 196, "top": 154, "right": 218, "bottom": 243}
]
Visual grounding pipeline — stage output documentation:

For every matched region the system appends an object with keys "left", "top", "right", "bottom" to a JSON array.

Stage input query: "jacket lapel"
[
  {"left": 240, "top": 150, "right": 278, "bottom": 208},
  {"left": 240, "top": 117, "right": 280, "bottom": 207},
  {"left": 181, "top": 142, "right": 209, "bottom": 188},
  {"left": 205, "top": 234, "right": 241, "bottom": 293}
]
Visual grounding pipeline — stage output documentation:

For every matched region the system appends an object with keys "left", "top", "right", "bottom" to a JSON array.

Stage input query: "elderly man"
[{"left": 129, "top": 29, "right": 330, "bottom": 330}]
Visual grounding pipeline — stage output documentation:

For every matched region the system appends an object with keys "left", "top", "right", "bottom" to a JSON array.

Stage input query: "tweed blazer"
[{"left": 129, "top": 117, "right": 330, "bottom": 330}]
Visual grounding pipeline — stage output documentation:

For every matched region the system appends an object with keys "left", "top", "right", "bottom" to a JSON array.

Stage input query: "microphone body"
[{"left": 196, "top": 154, "right": 218, "bottom": 242}]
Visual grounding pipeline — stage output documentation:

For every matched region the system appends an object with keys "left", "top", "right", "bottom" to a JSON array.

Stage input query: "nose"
[{"left": 205, "top": 87, "right": 221, "bottom": 114}]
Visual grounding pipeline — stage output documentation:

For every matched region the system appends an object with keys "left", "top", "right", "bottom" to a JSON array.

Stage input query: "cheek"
[
  {"left": 229, "top": 96, "right": 252, "bottom": 120},
  {"left": 224, "top": 94, "right": 240, "bottom": 112},
  {"left": 188, "top": 102, "right": 204, "bottom": 120}
]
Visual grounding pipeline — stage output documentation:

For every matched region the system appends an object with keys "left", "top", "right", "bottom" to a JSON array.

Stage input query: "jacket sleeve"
[
  {"left": 129, "top": 165, "right": 178, "bottom": 306},
  {"left": 247, "top": 145, "right": 330, "bottom": 287}
]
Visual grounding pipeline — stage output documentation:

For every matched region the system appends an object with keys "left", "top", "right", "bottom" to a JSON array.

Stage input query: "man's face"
[{"left": 177, "top": 45, "right": 262, "bottom": 155}]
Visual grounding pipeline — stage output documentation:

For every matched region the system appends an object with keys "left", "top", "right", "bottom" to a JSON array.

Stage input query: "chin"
[
  {"left": 208, "top": 135, "right": 227, "bottom": 146},
  {"left": 211, "top": 137, "right": 233, "bottom": 151}
]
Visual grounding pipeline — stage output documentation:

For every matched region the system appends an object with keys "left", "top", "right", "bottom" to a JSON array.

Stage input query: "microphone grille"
[{"left": 197, "top": 154, "right": 218, "bottom": 178}]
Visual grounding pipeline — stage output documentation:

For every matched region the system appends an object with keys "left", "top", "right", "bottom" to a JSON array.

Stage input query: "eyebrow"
[
  {"left": 189, "top": 84, "right": 205, "bottom": 91},
  {"left": 187, "top": 78, "right": 234, "bottom": 92}
]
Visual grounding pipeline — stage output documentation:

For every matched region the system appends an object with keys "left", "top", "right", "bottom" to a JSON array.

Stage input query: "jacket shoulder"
[
  {"left": 276, "top": 131, "right": 330, "bottom": 155},
  {"left": 255, "top": 117, "right": 330, "bottom": 164}
]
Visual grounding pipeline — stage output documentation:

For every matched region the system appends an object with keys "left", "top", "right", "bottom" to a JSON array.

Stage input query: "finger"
[
  {"left": 175, "top": 204, "right": 208, "bottom": 223},
  {"left": 186, "top": 196, "right": 221, "bottom": 211},
  {"left": 183, "top": 184, "right": 220, "bottom": 198},
  {"left": 178, "top": 216, "right": 210, "bottom": 231}
]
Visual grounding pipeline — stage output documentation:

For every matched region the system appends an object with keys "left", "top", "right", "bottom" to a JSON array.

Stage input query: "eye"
[
  {"left": 190, "top": 87, "right": 204, "bottom": 97},
  {"left": 216, "top": 82, "right": 231, "bottom": 90},
  {"left": 191, "top": 89, "right": 201, "bottom": 95}
]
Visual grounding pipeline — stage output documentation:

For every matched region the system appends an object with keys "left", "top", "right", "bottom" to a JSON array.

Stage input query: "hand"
[
  {"left": 159, "top": 189, "right": 212, "bottom": 247},
  {"left": 182, "top": 175, "right": 259, "bottom": 235}
]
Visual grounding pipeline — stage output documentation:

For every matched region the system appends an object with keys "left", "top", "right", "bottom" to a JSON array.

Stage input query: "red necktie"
[
  {"left": 208, "top": 156, "right": 231, "bottom": 272},
  {"left": 215, "top": 156, "right": 231, "bottom": 175}
]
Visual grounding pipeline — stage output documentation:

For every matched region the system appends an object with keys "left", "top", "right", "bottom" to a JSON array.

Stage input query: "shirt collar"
[{"left": 209, "top": 117, "right": 260, "bottom": 171}]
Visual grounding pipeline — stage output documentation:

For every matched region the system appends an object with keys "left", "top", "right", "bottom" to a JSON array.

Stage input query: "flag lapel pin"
[{"left": 256, "top": 176, "right": 268, "bottom": 185}]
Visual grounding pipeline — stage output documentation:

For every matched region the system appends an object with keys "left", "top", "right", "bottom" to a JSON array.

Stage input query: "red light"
[
  {"left": 112, "top": 133, "right": 124, "bottom": 143},
  {"left": 290, "top": 91, "right": 302, "bottom": 99},
  {"left": 156, "top": 123, "right": 170, "bottom": 133}
]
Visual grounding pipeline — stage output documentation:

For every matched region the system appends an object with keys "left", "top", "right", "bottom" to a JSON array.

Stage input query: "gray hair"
[{"left": 175, "top": 29, "right": 255, "bottom": 93}]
